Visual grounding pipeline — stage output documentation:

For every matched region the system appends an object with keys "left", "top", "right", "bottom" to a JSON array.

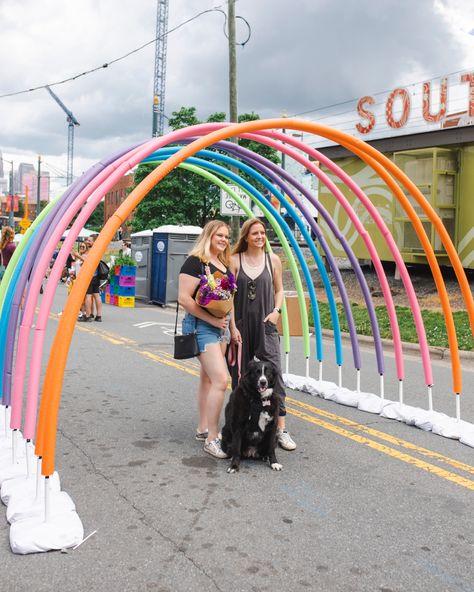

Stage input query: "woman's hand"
[
  {"left": 231, "top": 326, "right": 242, "bottom": 343},
  {"left": 208, "top": 315, "right": 229, "bottom": 331},
  {"left": 264, "top": 310, "right": 280, "bottom": 326}
]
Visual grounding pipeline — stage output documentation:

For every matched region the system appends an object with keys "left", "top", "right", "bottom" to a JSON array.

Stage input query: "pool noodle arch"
[
  {"left": 4, "top": 119, "right": 464, "bottom": 417},
  {"left": 0, "top": 118, "right": 469, "bottom": 476}
]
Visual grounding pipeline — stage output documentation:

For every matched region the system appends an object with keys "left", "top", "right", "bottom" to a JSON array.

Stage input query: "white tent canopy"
[{"left": 61, "top": 227, "right": 96, "bottom": 240}]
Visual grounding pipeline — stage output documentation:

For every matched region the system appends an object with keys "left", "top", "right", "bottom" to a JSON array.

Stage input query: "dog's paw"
[
  {"left": 227, "top": 465, "right": 239, "bottom": 474},
  {"left": 270, "top": 462, "right": 283, "bottom": 471}
]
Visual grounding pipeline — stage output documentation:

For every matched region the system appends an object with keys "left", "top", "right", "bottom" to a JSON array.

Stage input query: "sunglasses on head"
[{"left": 247, "top": 279, "right": 256, "bottom": 301}]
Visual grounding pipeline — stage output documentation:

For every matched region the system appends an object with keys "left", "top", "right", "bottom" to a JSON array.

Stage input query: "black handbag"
[{"left": 173, "top": 302, "right": 199, "bottom": 360}]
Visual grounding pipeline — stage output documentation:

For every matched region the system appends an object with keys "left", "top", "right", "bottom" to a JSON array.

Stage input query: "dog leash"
[{"left": 227, "top": 341, "right": 242, "bottom": 381}]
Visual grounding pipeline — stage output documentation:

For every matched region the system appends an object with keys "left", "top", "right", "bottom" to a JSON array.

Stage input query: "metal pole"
[
  {"left": 36, "top": 155, "right": 41, "bottom": 219},
  {"left": 8, "top": 161, "right": 14, "bottom": 228},
  {"left": 228, "top": 0, "right": 240, "bottom": 241}
]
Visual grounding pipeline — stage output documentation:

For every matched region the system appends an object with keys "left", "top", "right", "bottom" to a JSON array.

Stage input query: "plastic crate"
[
  {"left": 118, "top": 296, "right": 135, "bottom": 308},
  {"left": 105, "top": 284, "right": 111, "bottom": 294},
  {"left": 112, "top": 285, "right": 120, "bottom": 295},
  {"left": 110, "top": 295, "right": 118, "bottom": 306},
  {"left": 119, "top": 275, "right": 136, "bottom": 287},
  {"left": 120, "top": 265, "right": 136, "bottom": 276},
  {"left": 114, "top": 265, "right": 121, "bottom": 276},
  {"left": 105, "top": 293, "right": 110, "bottom": 304},
  {"left": 109, "top": 275, "right": 117, "bottom": 286},
  {"left": 100, "top": 292, "right": 105, "bottom": 303},
  {"left": 119, "top": 285, "right": 135, "bottom": 297}
]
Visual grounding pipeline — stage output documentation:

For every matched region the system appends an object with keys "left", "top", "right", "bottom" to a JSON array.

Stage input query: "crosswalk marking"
[{"left": 133, "top": 321, "right": 174, "bottom": 329}]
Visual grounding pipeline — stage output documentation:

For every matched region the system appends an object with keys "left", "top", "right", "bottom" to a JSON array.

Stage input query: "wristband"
[{"left": 273, "top": 307, "right": 281, "bottom": 314}]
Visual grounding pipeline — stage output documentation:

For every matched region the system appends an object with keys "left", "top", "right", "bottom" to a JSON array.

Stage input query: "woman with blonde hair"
[
  {"left": 178, "top": 220, "right": 233, "bottom": 458},
  {"left": 229, "top": 218, "right": 296, "bottom": 451},
  {"left": 0, "top": 226, "right": 16, "bottom": 280}
]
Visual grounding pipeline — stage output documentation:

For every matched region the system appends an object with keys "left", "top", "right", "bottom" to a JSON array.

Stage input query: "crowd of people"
[{"left": 178, "top": 219, "right": 296, "bottom": 460}]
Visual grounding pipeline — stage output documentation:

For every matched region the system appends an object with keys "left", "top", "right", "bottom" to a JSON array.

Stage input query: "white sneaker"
[
  {"left": 277, "top": 430, "right": 296, "bottom": 451},
  {"left": 204, "top": 438, "right": 228, "bottom": 459}
]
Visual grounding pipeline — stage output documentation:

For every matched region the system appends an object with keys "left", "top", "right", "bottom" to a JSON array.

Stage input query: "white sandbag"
[
  {"left": 2, "top": 471, "right": 60, "bottom": 507},
  {"left": 324, "top": 386, "right": 361, "bottom": 407},
  {"left": 10, "top": 507, "right": 83, "bottom": 554},
  {"left": 0, "top": 457, "right": 28, "bottom": 486},
  {"left": 357, "top": 392, "right": 387, "bottom": 414},
  {"left": 7, "top": 486, "right": 72, "bottom": 524},
  {"left": 460, "top": 429, "right": 474, "bottom": 448}
]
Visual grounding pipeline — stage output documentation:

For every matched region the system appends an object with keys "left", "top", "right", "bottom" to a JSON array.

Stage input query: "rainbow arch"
[{"left": 0, "top": 118, "right": 473, "bottom": 553}]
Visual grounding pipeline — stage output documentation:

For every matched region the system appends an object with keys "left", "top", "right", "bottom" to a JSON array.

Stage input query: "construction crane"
[
  {"left": 152, "top": 0, "right": 169, "bottom": 137},
  {"left": 45, "top": 86, "right": 80, "bottom": 186}
]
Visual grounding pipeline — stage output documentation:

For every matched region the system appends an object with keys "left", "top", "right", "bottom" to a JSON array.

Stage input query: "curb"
[{"left": 321, "top": 328, "right": 474, "bottom": 365}]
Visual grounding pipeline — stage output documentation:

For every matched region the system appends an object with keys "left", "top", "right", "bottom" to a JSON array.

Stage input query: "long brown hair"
[
  {"left": 0, "top": 226, "right": 14, "bottom": 251},
  {"left": 232, "top": 218, "right": 268, "bottom": 255},
  {"left": 188, "top": 220, "right": 231, "bottom": 266}
]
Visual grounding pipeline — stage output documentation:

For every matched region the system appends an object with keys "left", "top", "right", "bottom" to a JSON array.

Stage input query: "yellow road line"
[
  {"left": 286, "top": 406, "right": 474, "bottom": 491},
  {"left": 287, "top": 396, "right": 474, "bottom": 476}
]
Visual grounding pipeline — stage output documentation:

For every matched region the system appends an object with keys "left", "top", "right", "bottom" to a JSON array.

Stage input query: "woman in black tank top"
[{"left": 229, "top": 219, "right": 296, "bottom": 451}]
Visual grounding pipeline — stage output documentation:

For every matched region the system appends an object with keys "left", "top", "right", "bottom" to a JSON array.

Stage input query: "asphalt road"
[{"left": 1, "top": 285, "right": 473, "bottom": 592}]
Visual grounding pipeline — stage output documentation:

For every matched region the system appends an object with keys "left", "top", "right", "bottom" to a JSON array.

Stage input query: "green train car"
[{"left": 318, "top": 130, "right": 474, "bottom": 269}]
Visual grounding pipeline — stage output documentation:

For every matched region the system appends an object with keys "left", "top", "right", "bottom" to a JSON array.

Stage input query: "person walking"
[
  {"left": 0, "top": 226, "right": 16, "bottom": 280},
  {"left": 178, "top": 220, "right": 232, "bottom": 459},
  {"left": 229, "top": 218, "right": 296, "bottom": 451}
]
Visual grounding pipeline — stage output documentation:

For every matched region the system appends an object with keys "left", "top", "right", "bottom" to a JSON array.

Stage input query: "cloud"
[{"left": 0, "top": 0, "right": 472, "bottom": 189}]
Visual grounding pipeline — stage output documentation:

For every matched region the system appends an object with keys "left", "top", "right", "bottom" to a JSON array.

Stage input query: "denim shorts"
[{"left": 182, "top": 313, "right": 230, "bottom": 354}]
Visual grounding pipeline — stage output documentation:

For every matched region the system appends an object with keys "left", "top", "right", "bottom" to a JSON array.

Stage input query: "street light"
[{"left": 1, "top": 158, "right": 15, "bottom": 228}]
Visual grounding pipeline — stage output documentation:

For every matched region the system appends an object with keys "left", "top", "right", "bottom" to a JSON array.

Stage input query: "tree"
[
  {"left": 85, "top": 200, "right": 104, "bottom": 232},
  {"left": 131, "top": 107, "right": 280, "bottom": 232}
]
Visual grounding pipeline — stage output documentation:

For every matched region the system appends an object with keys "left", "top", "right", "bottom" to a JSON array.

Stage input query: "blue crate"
[
  {"left": 120, "top": 265, "right": 136, "bottom": 276},
  {"left": 118, "top": 285, "right": 136, "bottom": 297}
]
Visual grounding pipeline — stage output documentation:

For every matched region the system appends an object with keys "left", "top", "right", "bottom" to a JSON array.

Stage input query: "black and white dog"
[{"left": 221, "top": 359, "right": 282, "bottom": 473}]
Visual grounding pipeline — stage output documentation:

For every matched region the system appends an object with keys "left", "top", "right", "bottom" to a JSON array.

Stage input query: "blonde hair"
[
  {"left": 232, "top": 218, "right": 268, "bottom": 254},
  {"left": 0, "top": 226, "right": 15, "bottom": 251},
  {"left": 189, "top": 220, "right": 231, "bottom": 267}
]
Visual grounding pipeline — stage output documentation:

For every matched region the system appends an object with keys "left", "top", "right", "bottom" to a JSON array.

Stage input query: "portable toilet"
[
  {"left": 150, "top": 225, "right": 202, "bottom": 305},
  {"left": 131, "top": 229, "right": 154, "bottom": 301}
]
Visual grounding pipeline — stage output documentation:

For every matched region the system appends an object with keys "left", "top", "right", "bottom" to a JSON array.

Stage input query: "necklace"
[{"left": 244, "top": 252, "right": 264, "bottom": 268}]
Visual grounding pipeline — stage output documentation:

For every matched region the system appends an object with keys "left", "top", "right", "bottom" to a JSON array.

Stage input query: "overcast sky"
[{"left": 1, "top": 0, "right": 473, "bottom": 190}]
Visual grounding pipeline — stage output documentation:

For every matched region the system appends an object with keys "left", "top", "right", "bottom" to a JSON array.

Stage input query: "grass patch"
[{"left": 316, "top": 302, "right": 474, "bottom": 351}]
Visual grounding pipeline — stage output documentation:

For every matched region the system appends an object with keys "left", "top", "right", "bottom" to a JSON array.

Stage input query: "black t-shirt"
[{"left": 180, "top": 255, "right": 229, "bottom": 278}]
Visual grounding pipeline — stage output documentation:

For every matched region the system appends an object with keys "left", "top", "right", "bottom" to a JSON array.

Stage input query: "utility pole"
[
  {"left": 228, "top": 0, "right": 240, "bottom": 241},
  {"left": 36, "top": 155, "right": 41, "bottom": 219}
]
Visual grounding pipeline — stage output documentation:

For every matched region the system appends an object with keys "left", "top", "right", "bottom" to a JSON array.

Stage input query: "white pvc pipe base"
[
  {"left": 7, "top": 487, "right": 74, "bottom": 525},
  {"left": 10, "top": 507, "right": 83, "bottom": 554},
  {"left": 2, "top": 471, "right": 60, "bottom": 508}
]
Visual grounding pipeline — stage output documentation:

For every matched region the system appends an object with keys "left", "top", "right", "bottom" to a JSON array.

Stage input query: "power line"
[
  {"left": 290, "top": 66, "right": 473, "bottom": 118},
  {"left": 0, "top": 5, "right": 230, "bottom": 100}
]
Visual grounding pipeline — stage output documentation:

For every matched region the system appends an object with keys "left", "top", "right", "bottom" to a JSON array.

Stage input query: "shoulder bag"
[{"left": 173, "top": 302, "right": 199, "bottom": 360}]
